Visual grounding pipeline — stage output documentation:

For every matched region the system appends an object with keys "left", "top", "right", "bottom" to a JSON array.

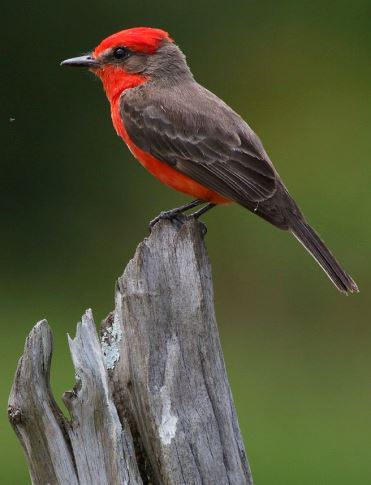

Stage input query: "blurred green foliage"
[{"left": 2, "top": 1, "right": 370, "bottom": 483}]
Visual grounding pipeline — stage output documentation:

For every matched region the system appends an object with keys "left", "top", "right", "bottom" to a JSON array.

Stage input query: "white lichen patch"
[
  {"left": 159, "top": 386, "right": 178, "bottom": 446},
  {"left": 101, "top": 291, "right": 123, "bottom": 370}
]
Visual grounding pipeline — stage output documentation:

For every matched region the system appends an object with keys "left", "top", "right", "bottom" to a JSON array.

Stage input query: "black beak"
[{"left": 60, "top": 55, "right": 100, "bottom": 68}]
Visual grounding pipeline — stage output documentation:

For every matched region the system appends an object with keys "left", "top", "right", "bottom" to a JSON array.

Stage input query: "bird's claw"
[
  {"left": 149, "top": 210, "right": 185, "bottom": 230},
  {"left": 148, "top": 199, "right": 214, "bottom": 232}
]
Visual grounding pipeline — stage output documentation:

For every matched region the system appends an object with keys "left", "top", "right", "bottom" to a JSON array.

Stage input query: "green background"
[{"left": 2, "top": 1, "right": 370, "bottom": 483}]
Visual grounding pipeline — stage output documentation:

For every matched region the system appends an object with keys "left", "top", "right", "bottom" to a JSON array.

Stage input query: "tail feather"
[{"left": 290, "top": 217, "right": 359, "bottom": 294}]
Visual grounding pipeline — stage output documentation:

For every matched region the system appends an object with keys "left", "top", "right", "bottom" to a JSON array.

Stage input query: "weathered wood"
[
  {"left": 8, "top": 314, "right": 141, "bottom": 485},
  {"left": 62, "top": 309, "right": 142, "bottom": 485},
  {"left": 8, "top": 321, "right": 79, "bottom": 485},
  {"left": 9, "top": 217, "right": 253, "bottom": 485},
  {"left": 102, "top": 218, "right": 253, "bottom": 485}
]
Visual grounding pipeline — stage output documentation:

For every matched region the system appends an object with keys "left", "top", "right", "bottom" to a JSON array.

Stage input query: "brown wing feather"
[{"left": 121, "top": 82, "right": 278, "bottom": 206}]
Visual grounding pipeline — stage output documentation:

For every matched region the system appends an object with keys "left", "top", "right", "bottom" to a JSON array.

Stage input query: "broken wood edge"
[
  {"left": 62, "top": 308, "right": 142, "bottom": 484},
  {"left": 8, "top": 313, "right": 142, "bottom": 485},
  {"left": 8, "top": 320, "right": 79, "bottom": 485}
]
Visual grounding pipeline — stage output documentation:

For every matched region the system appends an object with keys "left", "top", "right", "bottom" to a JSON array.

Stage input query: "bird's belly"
[{"left": 131, "top": 145, "right": 229, "bottom": 203}]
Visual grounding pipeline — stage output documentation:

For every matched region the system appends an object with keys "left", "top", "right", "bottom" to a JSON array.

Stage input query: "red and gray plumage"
[{"left": 61, "top": 27, "right": 358, "bottom": 294}]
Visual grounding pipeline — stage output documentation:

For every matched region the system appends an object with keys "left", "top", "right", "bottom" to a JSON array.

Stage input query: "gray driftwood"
[{"left": 8, "top": 218, "right": 253, "bottom": 485}]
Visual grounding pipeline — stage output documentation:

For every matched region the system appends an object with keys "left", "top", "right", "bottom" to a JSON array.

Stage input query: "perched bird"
[{"left": 61, "top": 27, "right": 358, "bottom": 294}]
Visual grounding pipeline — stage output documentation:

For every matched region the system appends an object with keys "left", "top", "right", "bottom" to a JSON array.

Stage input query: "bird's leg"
[
  {"left": 191, "top": 203, "right": 216, "bottom": 219},
  {"left": 149, "top": 199, "right": 205, "bottom": 228}
]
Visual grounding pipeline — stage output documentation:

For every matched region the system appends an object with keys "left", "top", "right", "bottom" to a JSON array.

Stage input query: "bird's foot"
[
  {"left": 149, "top": 199, "right": 205, "bottom": 230},
  {"left": 149, "top": 200, "right": 217, "bottom": 231},
  {"left": 149, "top": 208, "right": 186, "bottom": 229}
]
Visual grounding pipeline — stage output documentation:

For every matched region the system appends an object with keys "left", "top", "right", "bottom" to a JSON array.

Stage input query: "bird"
[{"left": 61, "top": 27, "right": 358, "bottom": 294}]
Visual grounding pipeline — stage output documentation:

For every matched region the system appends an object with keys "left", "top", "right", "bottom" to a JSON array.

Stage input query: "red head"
[
  {"left": 61, "top": 27, "right": 191, "bottom": 104},
  {"left": 93, "top": 27, "right": 173, "bottom": 56}
]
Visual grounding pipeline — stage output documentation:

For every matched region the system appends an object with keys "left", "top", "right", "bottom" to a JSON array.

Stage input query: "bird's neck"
[{"left": 97, "top": 67, "right": 146, "bottom": 105}]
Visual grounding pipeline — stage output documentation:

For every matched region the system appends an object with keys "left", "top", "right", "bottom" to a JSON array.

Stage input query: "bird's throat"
[{"left": 95, "top": 66, "right": 147, "bottom": 105}]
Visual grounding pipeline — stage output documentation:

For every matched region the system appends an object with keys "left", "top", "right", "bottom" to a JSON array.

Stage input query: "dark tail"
[{"left": 290, "top": 217, "right": 359, "bottom": 294}]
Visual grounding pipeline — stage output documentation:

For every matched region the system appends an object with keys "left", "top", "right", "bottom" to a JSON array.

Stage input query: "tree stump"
[{"left": 8, "top": 218, "right": 253, "bottom": 485}]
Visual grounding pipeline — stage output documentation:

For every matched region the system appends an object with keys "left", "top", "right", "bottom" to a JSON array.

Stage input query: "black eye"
[{"left": 113, "top": 47, "right": 130, "bottom": 60}]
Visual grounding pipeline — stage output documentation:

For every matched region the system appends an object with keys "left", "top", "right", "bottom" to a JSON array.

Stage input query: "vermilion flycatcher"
[{"left": 61, "top": 27, "right": 358, "bottom": 294}]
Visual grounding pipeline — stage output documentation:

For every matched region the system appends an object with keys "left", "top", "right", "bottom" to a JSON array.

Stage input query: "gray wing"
[{"left": 121, "top": 82, "right": 278, "bottom": 206}]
